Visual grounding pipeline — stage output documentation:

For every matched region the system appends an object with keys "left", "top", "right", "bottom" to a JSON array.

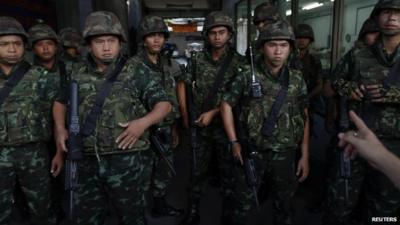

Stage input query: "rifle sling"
[
  {"left": 81, "top": 56, "right": 128, "bottom": 137},
  {"left": 0, "top": 61, "right": 31, "bottom": 108},
  {"left": 201, "top": 52, "right": 234, "bottom": 113},
  {"left": 262, "top": 66, "right": 290, "bottom": 137}
]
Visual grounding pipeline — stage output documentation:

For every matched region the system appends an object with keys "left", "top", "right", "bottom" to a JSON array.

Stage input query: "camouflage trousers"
[
  {"left": 323, "top": 139, "right": 400, "bottom": 225},
  {"left": 150, "top": 129, "right": 174, "bottom": 198},
  {"left": 0, "top": 142, "right": 55, "bottom": 225},
  {"left": 75, "top": 150, "right": 153, "bottom": 225},
  {"left": 187, "top": 127, "right": 249, "bottom": 225}
]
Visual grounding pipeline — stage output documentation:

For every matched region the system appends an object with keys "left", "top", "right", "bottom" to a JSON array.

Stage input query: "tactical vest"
[
  {"left": 0, "top": 65, "right": 56, "bottom": 146},
  {"left": 244, "top": 62, "right": 308, "bottom": 152},
  {"left": 352, "top": 46, "right": 400, "bottom": 139},
  {"left": 71, "top": 59, "right": 150, "bottom": 155}
]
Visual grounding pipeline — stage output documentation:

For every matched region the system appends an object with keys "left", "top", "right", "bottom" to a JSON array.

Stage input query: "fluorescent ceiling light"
[
  {"left": 286, "top": 10, "right": 292, "bottom": 16},
  {"left": 302, "top": 2, "right": 324, "bottom": 10}
]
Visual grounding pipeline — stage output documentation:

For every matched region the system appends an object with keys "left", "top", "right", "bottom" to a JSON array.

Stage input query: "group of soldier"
[{"left": 0, "top": 0, "right": 399, "bottom": 225}]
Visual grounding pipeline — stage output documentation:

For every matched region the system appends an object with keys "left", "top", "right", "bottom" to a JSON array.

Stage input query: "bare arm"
[
  {"left": 116, "top": 101, "right": 172, "bottom": 149},
  {"left": 220, "top": 101, "right": 242, "bottom": 164}
]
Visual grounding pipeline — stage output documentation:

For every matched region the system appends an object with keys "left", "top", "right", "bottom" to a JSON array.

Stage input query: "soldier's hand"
[
  {"left": 51, "top": 150, "right": 65, "bottom": 177},
  {"left": 116, "top": 119, "right": 148, "bottom": 150},
  {"left": 296, "top": 156, "right": 309, "bottom": 182},
  {"left": 366, "top": 84, "right": 384, "bottom": 101},
  {"left": 195, "top": 110, "right": 217, "bottom": 127},
  {"left": 350, "top": 85, "right": 364, "bottom": 101},
  {"left": 54, "top": 127, "right": 68, "bottom": 152},
  {"left": 231, "top": 143, "right": 243, "bottom": 165}
]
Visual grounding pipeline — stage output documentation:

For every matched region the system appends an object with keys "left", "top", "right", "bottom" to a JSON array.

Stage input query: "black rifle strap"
[
  {"left": 0, "top": 61, "right": 31, "bottom": 108},
  {"left": 383, "top": 57, "right": 400, "bottom": 89},
  {"left": 81, "top": 56, "right": 128, "bottom": 136},
  {"left": 202, "top": 52, "right": 234, "bottom": 113},
  {"left": 262, "top": 66, "right": 290, "bottom": 137}
]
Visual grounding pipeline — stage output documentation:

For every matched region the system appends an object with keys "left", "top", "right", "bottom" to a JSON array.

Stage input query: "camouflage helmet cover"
[
  {"left": 203, "top": 11, "right": 235, "bottom": 36},
  {"left": 357, "top": 18, "right": 379, "bottom": 40},
  {"left": 138, "top": 15, "right": 169, "bottom": 40},
  {"left": 370, "top": 0, "right": 400, "bottom": 18},
  {"left": 253, "top": 2, "right": 282, "bottom": 25},
  {"left": 28, "top": 23, "right": 59, "bottom": 46},
  {"left": 0, "top": 16, "right": 28, "bottom": 41},
  {"left": 294, "top": 24, "right": 315, "bottom": 42},
  {"left": 83, "top": 11, "right": 126, "bottom": 42},
  {"left": 59, "top": 27, "right": 83, "bottom": 48},
  {"left": 256, "top": 20, "right": 295, "bottom": 48}
]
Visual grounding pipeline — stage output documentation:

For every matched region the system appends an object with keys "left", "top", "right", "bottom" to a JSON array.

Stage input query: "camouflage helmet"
[
  {"left": 371, "top": 0, "right": 400, "bottom": 18},
  {"left": 256, "top": 20, "right": 295, "bottom": 48},
  {"left": 203, "top": 11, "right": 235, "bottom": 36},
  {"left": 0, "top": 16, "right": 28, "bottom": 41},
  {"left": 358, "top": 18, "right": 380, "bottom": 41},
  {"left": 253, "top": 2, "right": 282, "bottom": 25},
  {"left": 83, "top": 11, "right": 126, "bottom": 42},
  {"left": 138, "top": 15, "right": 169, "bottom": 40},
  {"left": 294, "top": 24, "right": 315, "bottom": 42},
  {"left": 28, "top": 23, "right": 58, "bottom": 46},
  {"left": 59, "top": 27, "right": 83, "bottom": 48}
]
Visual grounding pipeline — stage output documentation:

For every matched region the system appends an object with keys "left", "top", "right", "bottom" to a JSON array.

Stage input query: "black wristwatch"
[{"left": 228, "top": 139, "right": 239, "bottom": 149}]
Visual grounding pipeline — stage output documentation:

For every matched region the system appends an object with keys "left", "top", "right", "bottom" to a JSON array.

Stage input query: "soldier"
[
  {"left": 53, "top": 11, "right": 171, "bottom": 225},
  {"left": 245, "top": 1, "right": 281, "bottom": 62},
  {"left": 177, "top": 11, "right": 249, "bottom": 225},
  {"left": 28, "top": 22, "right": 66, "bottom": 223},
  {"left": 324, "top": 0, "right": 400, "bottom": 224},
  {"left": 58, "top": 27, "right": 82, "bottom": 63},
  {"left": 220, "top": 20, "right": 310, "bottom": 225},
  {"left": 0, "top": 16, "right": 62, "bottom": 224},
  {"left": 294, "top": 24, "right": 322, "bottom": 105},
  {"left": 135, "top": 15, "right": 183, "bottom": 217}
]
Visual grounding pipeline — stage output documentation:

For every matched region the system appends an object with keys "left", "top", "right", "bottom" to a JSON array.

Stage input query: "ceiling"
[{"left": 142, "top": 0, "right": 221, "bottom": 18}]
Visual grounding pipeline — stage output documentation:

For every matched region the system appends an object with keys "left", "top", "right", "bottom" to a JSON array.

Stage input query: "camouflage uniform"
[
  {"left": 29, "top": 22, "right": 68, "bottom": 222},
  {"left": 135, "top": 15, "right": 183, "bottom": 216},
  {"left": 294, "top": 24, "right": 322, "bottom": 100},
  {"left": 60, "top": 11, "right": 169, "bottom": 225},
  {"left": 324, "top": 1, "right": 400, "bottom": 224},
  {"left": 58, "top": 27, "right": 83, "bottom": 63},
  {"left": 182, "top": 11, "right": 249, "bottom": 225},
  {"left": 223, "top": 21, "right": 309, "bottom": 225},
  {"left": 0, "top": 17, "right": 58, "bottom": 225}
]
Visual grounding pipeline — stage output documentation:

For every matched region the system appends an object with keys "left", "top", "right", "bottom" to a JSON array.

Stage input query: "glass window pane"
[
  {"left": 297, "top": 0, "right": 334, "bottom": 70},
  {"left": 236, "top": 1, "right": 248, "bottom": 55},
  {"left": 341, "top": 0, "right": 378, "bottom": 57}
]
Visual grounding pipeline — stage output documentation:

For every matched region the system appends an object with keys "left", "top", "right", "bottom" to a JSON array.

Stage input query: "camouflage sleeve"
[
  {"left": 331, "top": 49, "right": 359, "bottom": 96},
  {"left": 381, "top": 85, "right": 400, "bottom": 103},
  {"left": 136, "top": 67, "right": 170, "bottom": 110},
  {"left": 222, "top": 65, "right": 250, "bottom": 107},
  {"left": 56, "top": 61, "right": 76, "bottom": 104}
]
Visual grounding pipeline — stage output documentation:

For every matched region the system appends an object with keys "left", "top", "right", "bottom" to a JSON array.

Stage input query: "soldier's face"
[
  {"left": 378, "top": 9, "right": 400, "bottom": 36},
  {"left": 0, "top": 35, "right": 24, "bottom": 65},
  {"left": 296, "top": 37, "right": 311, "bottom": 50},
  {"left": 33, "top": 39, "right": 58, "bottom": 62},
  {"left": 89, "top": 35, "right": 121, "bottom": 62},
  {"left": 144, "top": 32, "right": 165, "bottom": 54},
  {"left": 263, "top": 40, "right": 290, "bottom": 67},
  {"left": 208, "top": 26, "right": 231, "bottom": 49}
]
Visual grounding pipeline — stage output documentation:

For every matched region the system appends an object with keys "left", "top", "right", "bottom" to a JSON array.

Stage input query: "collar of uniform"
[
  {"left": 61, "top": 52, "right": 80, "bottom": 63},
  {"left": 204, "top": 46, "right": 232, "bottom": 65},
  {"left": 33, "top": 54, "right": 60, "bottom": 72},
  {"left": 86, "top": 53, "right": 121, "bottom": 76},
  {"left": 0, "top": 60, "right": 29, "bottom": 80},
  {"left": 137, "top": 48, "right": 162, "bottom": 72},
  {"left": 371, "top": 38, "right": 400, "bottom": 66}
]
